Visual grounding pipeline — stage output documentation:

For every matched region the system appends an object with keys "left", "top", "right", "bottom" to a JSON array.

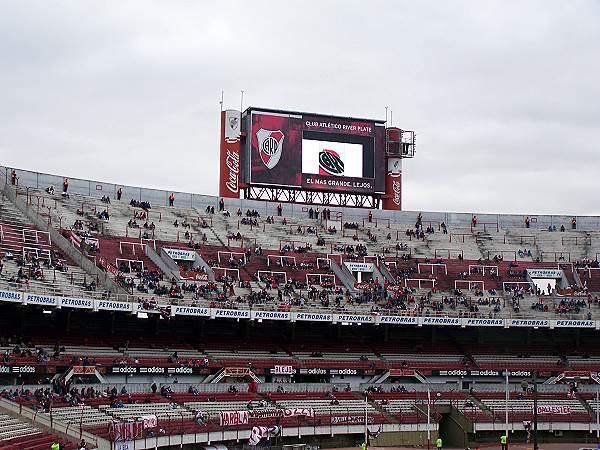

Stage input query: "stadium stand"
[{"left": 4, "top": 166, "right": 600, "bottom": 449}]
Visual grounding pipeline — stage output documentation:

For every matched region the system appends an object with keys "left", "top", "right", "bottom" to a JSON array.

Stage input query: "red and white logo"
[
  {"left": 318, "top": 149, "right": 345, "bottom": 175},
  {"left": 387, "top": 158, "right": 402, "bottom": 178},
  {"left": 257, "top": 129, "right": 284, "bottom": 169}
]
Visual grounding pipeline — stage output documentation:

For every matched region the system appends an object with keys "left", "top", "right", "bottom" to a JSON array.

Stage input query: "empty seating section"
[
  {"left": 475, "top": 393, "right": 590, "bottom": 421},
  {"left": 0, "top": 412, "right": 76, "bottom": 450},
  {"left": 0, "top": 197, "right": 96, "bottom": 297}
]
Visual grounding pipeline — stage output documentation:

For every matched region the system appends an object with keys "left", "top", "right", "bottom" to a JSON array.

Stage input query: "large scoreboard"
[
  {"left": 218, "top": 106, "right": 413, "bottom": 210},
  {"left": 244, "top": 108, "right": 386, "bottom": 195}
]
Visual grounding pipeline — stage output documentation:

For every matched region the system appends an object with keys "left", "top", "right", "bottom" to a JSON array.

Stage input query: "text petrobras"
[{"left": 2, "top": 289, "right": 600, "bottom": 330}]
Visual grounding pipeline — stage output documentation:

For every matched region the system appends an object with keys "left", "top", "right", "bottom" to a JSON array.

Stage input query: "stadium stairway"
[{"left": 466, "top": 393, "right": 497, "bottom": 421}]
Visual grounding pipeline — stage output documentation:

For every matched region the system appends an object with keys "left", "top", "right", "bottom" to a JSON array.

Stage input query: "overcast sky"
[{"left": 1, "top": 1, "right": 599, "bottom": 215}]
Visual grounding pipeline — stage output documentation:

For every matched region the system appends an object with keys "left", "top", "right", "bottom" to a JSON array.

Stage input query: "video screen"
[
  {"left": 301, "top": 139, "right": 364, "bottom": 178},
  {"left": 247, "top": 110, "right": 385, "bottom": 194}
]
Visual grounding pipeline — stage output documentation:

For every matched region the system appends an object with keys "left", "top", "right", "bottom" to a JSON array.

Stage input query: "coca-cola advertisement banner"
[
  {"left": 382, "top": 157, "right": 402, "bottom": 210},
  {"left": 247, "top": 109, "right": 385, "bottom": 194},
  {"left": 219, "top": 109, "right": 242, "bottom": 198}
]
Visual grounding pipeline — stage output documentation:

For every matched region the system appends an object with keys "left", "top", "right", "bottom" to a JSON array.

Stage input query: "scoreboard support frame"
[{"left": 243, "top": 185, "right": 380, "bottom": 208}]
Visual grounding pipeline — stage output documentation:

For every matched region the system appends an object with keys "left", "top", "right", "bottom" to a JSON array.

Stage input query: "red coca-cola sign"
[{"left": 383, "top": 157, "right": 402, "bottom": 211}]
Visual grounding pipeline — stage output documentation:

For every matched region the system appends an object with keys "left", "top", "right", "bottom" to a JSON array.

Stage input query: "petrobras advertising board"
[
  {"left": 378, "top": 315, "right": 419, "bottom": 325},
  {"left": 172, "top": 305, "right": 210, "bottom": 317},
  {"left": 508, "top": 319, "right": 550, "bottom": 328},
  {"left": 527, "top": 269, "right": 563, "bottom": 279},
  {"left": 95, "top": 300, "right": 134, "bottom": 312},
  {"left": 0, "top": 289, "right": 23, "bottom": 303},
  {"left": 252, "top": 310, "right": 291, "bottom": 321},
  {"left": 24, "top": 293, "right": 58, "bottom": 306},
  {"left": 334, "top": 313, "right": 375, "bottom": 324},
  {"left": 344, "top": 262, "right": 374, "bottom": 273},
  {"left": 59, "top": 297, "right": 94, "bottom": 309},
  {"left": 293, "top": 312, "right": 334, "bottom": 322},
  {"left": 422, "top": 316, "right": 461, "bottom": 326},
  {"left": 163, "top": 248, "right": 197, "bottom": 261}
]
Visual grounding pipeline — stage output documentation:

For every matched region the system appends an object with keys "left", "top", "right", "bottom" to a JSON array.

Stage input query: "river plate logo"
[
  {"left": 256, "top": 128, "right": 284, "bottom": 169},
  {"left": 318, "top": 149, "right": 344, "bottom": 175}
]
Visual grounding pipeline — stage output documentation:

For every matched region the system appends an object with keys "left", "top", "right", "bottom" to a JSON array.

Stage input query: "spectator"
[
  {"left": 10, "top": 169, "right": 17, "bottom": 185},
  {"left": 277, "top": 203, "right": 282, "bottom": 216},
  {"left": 169, "top": 193, "right": 175, "bottom": 207},
  {"left": 63, "top": 178, "right": 69, "bottom": 193},
  {"left": 525, "top": 216, "right": 530, "bottom": 228},
  {"left": 116, "top": 187, "right": 122, "bottom": 201},
  {"left": 571, "top": 217, "right": 577, "bottom": 229},
  {"left": 219, "top": 198, "right": 225, "bottom": 211}
]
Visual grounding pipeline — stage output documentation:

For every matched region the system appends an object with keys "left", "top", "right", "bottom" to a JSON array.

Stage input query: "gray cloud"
[{"left": 1, "top": 0, "right": 599, "bottom": 215}]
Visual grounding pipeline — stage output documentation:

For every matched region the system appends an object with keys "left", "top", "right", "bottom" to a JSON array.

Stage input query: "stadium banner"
[
  {"left": 248, "top": 109, "right": 386, "bottom": 194},
  {"left": 59, "top": 297, "right": 94, "bottom": 309},
  {"left": 527, "top": 269, "right": 563, "bottom": 279},
  {"left": 389, "top": 369, "right": 416, "bottom": 377},
  {"left": 213, "top": 308, "right": 251, "bottom": 319},
  {"left": 111, "top": 421, "right": 143, "bottom": 442},
  {"left": 95, "top": 299, "right": 134, "bottom": 312},
  {"left": 163, "top": 248, "right": 196, "bottom": 261},
  {"left": 421, "top": 316, "right": 461, "bottom": 326},
  {"left": 433, "top": 369, "right": 532, "bottom": 378},
  {"left": 0, "top": 289, "right": 23, "bottom": 303},
  {"left": 382, "top": 156, "right": 402, "bottom": 211},
  {"left": 344, "top": 262, "right": 374, "bottom": 272},
  {"left": 462, "top": 318, "right": 505, "bottom": 327},
  {"left": 273, "top": 365, "right": 294, "bottom": 375},
  {"left": 552, "top": 319, "right": 596, "bottom": 329},
  {"left": 220, "top": 408, "right": 314, "bottom": 426},
  {"left": 0, "top": 365, "right": 37, "bottom": 374},
  {"left": 97, "top": 255, "right": 119, "bottom": 277},
  {"left": 507, "top": 319, "right": 550, "bottom": 328},
  {"left": 7, "top": 288, "right": 600, "bottom": 331},
  {"left": 141, "top": 414, "right": 158, "bottom": 429},
  {"left": 535, "top": 405, "right": 571, "bottom": 415},
  {"left": 251, "top": 310, "right": 291, "bottom": 321},
  {"left": 109, "top": 366, "right": 201, "bottom": 375},
  {"left": 293, "top": 312, "right": 334, "bottom": 322},
  {"left": 172, "top": 305, "right": 210, "bottom": 317},
  {"left": 24, "top": 293, "right": 59, "bottom": 307},
  {"left": 334, "top": 313, "right": 375, "bottom": 324},
  {"left": 378, "top": 315, "right": 419, "bottom": 325},
  {"left": 297, "top": 367, "right": 363, "bottom": 376},
  {"left": 220, "top": 410, "right": 249, "bottom": 426},
  {"left": 72, "top": 366, "right": 96, "bottom": 375},
  {"left": 219, "top": 109, "right": 242, "bottom": 198},
  {"left": 331, "top": 415, "right": 375, "bottom": 425}
]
